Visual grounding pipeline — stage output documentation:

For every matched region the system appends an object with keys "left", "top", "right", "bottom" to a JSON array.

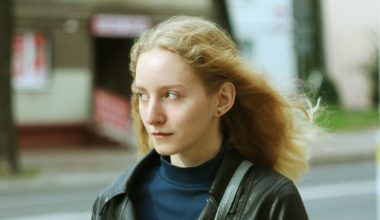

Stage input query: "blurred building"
[
  {"left": 226, "top": 0, "right": 378, "bottom": 109},
  {"left": 13, "top": 0, "right": 219, "bottom": 148},
  {"left": 13, "top": 0, "right": 378, "bottom": 148},
  {"left": 321, "top": 0, "right": 378, "bottom": 109},
  {"left": 227, "top": 0, "right": 297, "bottom": 91}
]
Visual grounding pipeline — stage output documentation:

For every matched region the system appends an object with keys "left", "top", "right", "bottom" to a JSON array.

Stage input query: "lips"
[{"left": 151, "top": 132, "right": 173, "bottom": 139}]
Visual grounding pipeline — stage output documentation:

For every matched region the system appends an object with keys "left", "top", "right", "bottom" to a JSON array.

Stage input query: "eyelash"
[
  {"left": 164, "top": 91, "right": 178, "bottom": 100},
  {"left": 136, "top": 92, "right": 149, "bottom": 101},
  {"left": 135, "top": 91, "right": 179, "bottom": 101}
]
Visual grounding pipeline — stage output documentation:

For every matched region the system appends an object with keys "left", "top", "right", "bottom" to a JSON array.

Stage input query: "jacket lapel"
[{"left": 97, "top": 150, "right": 159, "bottom": 216}]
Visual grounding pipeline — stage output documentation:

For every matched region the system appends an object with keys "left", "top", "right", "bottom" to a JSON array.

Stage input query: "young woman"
[{"left": 92, "top": 15, "right": 318, "bottom": 220}]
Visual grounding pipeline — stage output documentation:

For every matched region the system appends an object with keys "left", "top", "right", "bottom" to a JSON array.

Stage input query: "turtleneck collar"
[{"left": 159, "top": 146, "right": 225, "bottom": 186}]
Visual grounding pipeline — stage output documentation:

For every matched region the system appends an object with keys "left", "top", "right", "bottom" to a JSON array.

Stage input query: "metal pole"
[
  {"left": 0, "top": 0, "right": 19, "bottom": 173},
  {"left": 377, "top": 1, "right": 380, "bottom": 218},
  {"left": 212, "top": 0, "right": 235, "bottom": 41}
]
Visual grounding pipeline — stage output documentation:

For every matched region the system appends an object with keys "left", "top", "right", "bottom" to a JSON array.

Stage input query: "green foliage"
[
  {"left": 304, "top": 69, "right": 340, "bottom": 106},
  {"left": 316, "top": 74, "right": 340, "bottom": 105},
  {"left": 360, "top": 45, "right": 379, "bottom": 107},
  {"left": 315, "top": 105, "right": 379, "bottom": 131}
]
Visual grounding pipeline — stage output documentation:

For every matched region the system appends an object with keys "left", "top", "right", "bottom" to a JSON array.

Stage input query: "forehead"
[{"left": 134, "top": 48, "right": 201, "bottom": 88}]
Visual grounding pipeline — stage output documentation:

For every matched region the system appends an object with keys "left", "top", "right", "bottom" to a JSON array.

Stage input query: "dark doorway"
[
  {"left": 94, "top": 37, "right": 134, "bottom": 97},
  {"left": 92, "top": 37, "right": 135, "bottom": 145}
]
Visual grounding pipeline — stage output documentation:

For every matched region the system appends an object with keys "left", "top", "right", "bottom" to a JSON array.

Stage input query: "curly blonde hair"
[{"left": 129, "top": 16, "right": 318, "bottom": 181}]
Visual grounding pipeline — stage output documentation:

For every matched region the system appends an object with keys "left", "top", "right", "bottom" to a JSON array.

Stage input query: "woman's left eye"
[{"left": 164, "top": 91, "right": 178, "bottom": 100}]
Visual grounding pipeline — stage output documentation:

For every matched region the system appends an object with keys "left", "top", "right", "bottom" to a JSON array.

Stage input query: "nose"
[{"left": 145, "top": 99, "right": 166, "bottom": 125}]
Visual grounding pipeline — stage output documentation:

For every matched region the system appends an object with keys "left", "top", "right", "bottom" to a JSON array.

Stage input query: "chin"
[{"left": 153, "top": 145, "right": 175, "bottom": 156}]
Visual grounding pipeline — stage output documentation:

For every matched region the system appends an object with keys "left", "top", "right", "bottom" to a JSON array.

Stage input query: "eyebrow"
[{"left": 133, "top": 84, "right": 187, "bottom": 91}]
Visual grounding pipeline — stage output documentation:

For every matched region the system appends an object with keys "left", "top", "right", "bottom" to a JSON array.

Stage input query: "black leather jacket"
[{"left": 92, "top": 148, "right": 308, "bottom": 220}]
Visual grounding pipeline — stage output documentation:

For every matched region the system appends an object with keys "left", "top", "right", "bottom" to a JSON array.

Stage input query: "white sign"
[
  {"left": 227, "top": 0, "right": 296, "bottom": 89},
  {"left": 91, "top": 14, "right": 151, "bottom": 37}
]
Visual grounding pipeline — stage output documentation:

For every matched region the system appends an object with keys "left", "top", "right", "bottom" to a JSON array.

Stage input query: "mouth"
[{"left": 151, "top": 132, "right": 173, "bottom": 139}]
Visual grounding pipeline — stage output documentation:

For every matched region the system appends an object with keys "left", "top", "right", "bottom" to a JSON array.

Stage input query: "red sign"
[
  {"left": 12, "top": 32, "right": 50, "bottom": 90},
  {"left": 93, "top": 88, "right": 130, "bottom": 143}
]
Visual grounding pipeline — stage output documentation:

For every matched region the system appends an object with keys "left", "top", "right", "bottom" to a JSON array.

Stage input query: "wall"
[
  {"left": 227, "top": 0, "right": 297, "bottom": 90},
  {"left": 13, "top": 29, "right": 93, "bottom": 125},
  {"left": 14, "top": 68, "right": 92, "bottom": 124},
  {"left": 322, "top": 0, "right": 378, "bottom": 109}
]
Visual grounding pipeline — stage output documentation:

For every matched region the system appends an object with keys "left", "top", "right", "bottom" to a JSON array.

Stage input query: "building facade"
[
  {"left": 14, "top": 0, "right": 215, "bottom": 148},
  {"left": 14, "top": 0, "right": 378, "bottom": 148}
]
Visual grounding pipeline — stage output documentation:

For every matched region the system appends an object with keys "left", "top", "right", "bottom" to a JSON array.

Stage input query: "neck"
[{"left": 170, "top": 135, "right": 222, "bottom": 168}]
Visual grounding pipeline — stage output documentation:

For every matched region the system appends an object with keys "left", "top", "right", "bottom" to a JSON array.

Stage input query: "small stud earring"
[{"left": 216, "top": 109, "right": 222, "bottom": 116}]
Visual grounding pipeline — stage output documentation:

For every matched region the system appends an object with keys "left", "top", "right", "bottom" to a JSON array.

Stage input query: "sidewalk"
[
  {"left": 310, "top": 128, "right": 377, "bottom": 165},
  {"left": 0, "top": 129, "right": 377, "bottom": 189},
  {"left": 0, "top": 147, "right": 138, "bottom": 191}
]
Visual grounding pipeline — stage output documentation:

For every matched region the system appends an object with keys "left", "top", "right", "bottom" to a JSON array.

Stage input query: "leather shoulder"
[
  {"left": 92, "top": 150, "right": 159, "bottom": 218},
  {"left": 239, "top": 165, "right": 308, "bottom": 219}
]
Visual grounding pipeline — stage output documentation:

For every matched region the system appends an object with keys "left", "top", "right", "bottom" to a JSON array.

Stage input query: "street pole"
[
  {"left": 212, "top": 0, "right": 235, "bottom": 41},
  {"left": 377, "top": 1, "right": 380, "bottom": 219},
  {"left": 0, "top": 0, "right": 19, "bottom": 173}
]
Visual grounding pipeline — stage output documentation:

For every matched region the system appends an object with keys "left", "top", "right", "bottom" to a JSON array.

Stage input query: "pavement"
[
  {"left": 0, "top": 128, "right": 378, "bottom": 190},
  {"left": 0, "top": 147, "right": 138, "bottom": 191},
  {"left": 310, "top": 128, "right": 377, "bottom": 164}
]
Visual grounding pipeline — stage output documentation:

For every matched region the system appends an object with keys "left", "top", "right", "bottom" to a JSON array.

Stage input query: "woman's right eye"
[{"left": 137, "top": 92, "right": 149, "bottom": 101}]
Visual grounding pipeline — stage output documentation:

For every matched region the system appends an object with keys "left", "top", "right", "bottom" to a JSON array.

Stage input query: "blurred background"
[{"left": 0, "top": 0, "right": 378, "bottom": 219}]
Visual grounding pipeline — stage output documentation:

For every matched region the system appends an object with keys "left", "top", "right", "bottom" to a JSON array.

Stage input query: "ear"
[{"left": 214, "top": 82, "right": 236, "bottom": 117}]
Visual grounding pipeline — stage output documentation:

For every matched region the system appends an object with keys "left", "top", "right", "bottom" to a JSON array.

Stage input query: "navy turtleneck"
[{"left": 132, "top": 148, "right": 225, "bottom": 220}]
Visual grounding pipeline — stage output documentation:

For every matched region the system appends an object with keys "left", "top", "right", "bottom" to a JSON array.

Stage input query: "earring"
[{"left": 216, "top": 109, "right": 222, "bottom": 116}]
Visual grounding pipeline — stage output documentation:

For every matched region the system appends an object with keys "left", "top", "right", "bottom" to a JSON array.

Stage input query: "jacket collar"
[
  {"left": 97, "top": 147, "right": 244, "bottom": 216},
  {"left": 97, "top": 150, "right": 159, "bottom": 214}
]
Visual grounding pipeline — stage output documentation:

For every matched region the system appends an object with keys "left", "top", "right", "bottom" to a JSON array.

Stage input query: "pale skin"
[{"left": 134, "top": 48, "right": 236, "bottom": 168}]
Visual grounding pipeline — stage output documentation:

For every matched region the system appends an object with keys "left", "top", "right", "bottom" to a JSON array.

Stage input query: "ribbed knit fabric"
[{"left": 132, "top": 149, "right": 224, "bottom": 220}]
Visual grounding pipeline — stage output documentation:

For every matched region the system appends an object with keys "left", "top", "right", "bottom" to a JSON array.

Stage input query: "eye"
[
  {"left": 136, "top": 92, "right": 149, "bottom": 101},
  {"left": 163, "top": 91, "right": 178, "bottom": 100}
]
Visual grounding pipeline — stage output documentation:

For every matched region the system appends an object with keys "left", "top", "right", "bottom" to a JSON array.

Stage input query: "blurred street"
[
  {"left": 0, "top": 147, "right": 137, "bottom": 220},
  {"left": 301, "top": 160, "right": 375, "bottom": 220},
  {"left": 0, "top": 129, "right": 377, "bottom": 220}
]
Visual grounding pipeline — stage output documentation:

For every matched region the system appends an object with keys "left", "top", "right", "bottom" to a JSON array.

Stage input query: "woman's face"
[{"left": 134, "top": 48, "right": 221, "bottom": 166}]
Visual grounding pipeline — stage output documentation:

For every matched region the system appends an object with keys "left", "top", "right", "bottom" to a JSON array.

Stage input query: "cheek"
[
  {"left": 165, "top": 105, "right": 192, "bottom": 126},
  {"left": 138, "top": 104, "right": 148, "bottom": 125},
  {"left": 172, "top": 101, "right": 214, "bottom": 126}
]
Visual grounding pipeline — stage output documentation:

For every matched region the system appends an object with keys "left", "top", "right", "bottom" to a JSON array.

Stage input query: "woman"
[{"left": 92, "top": 15, "right": 317, "bottom": 220}]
